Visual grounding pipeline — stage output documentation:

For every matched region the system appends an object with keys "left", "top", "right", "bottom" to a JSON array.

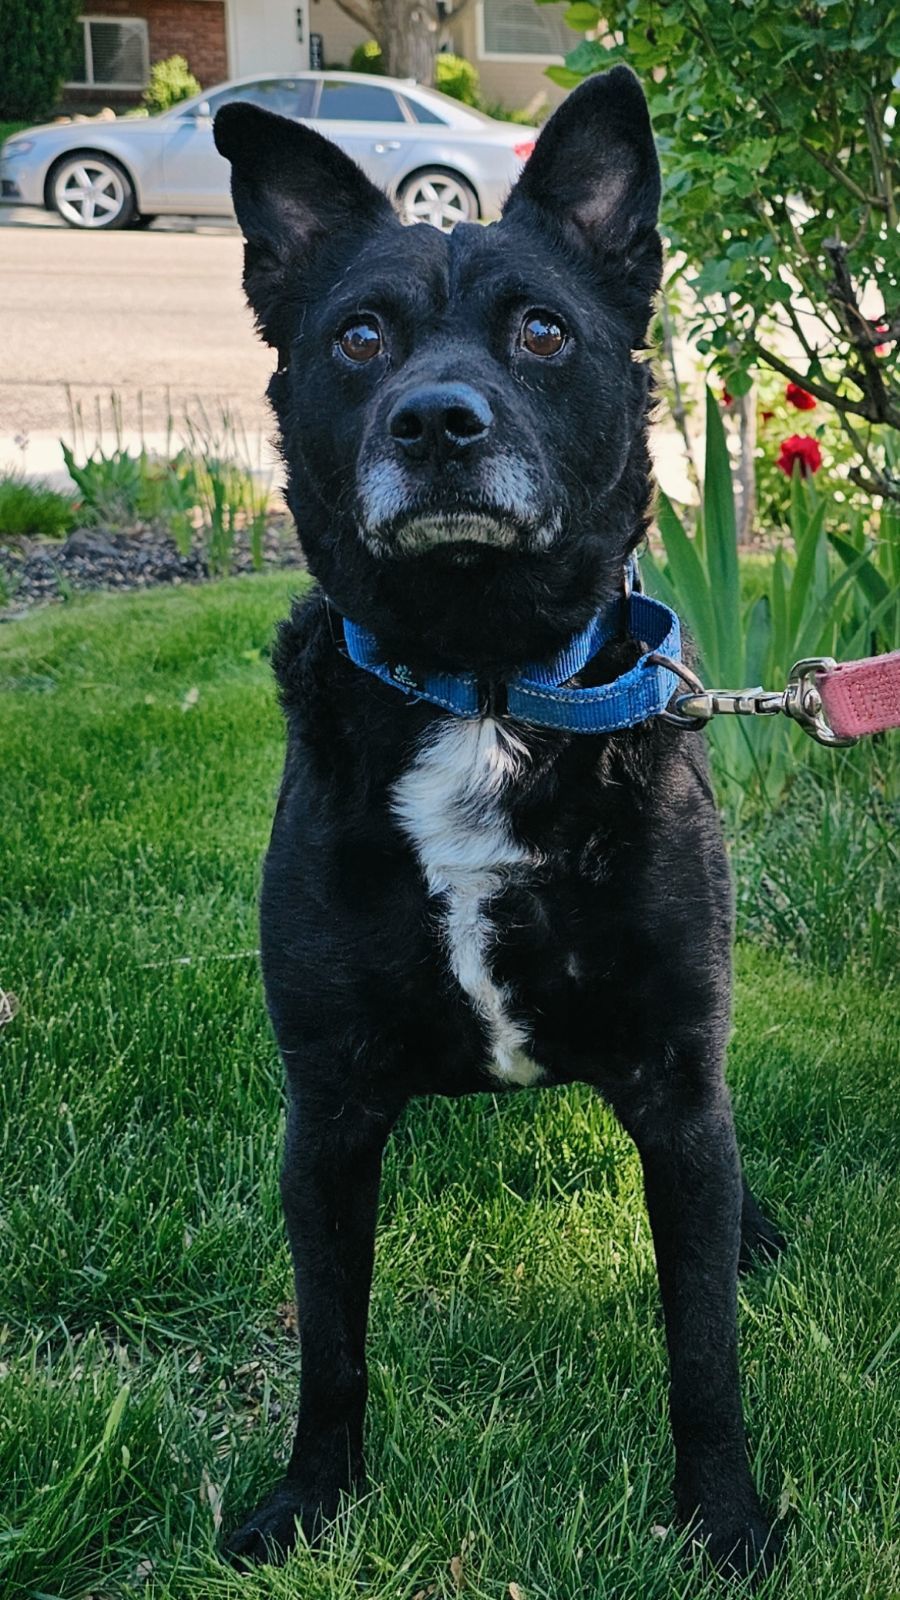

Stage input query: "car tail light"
[{"left": 513, "top": 140, "right": 535, "bottom": 161}]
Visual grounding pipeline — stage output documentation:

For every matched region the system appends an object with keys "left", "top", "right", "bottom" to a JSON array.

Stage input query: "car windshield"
[
  {"left": 165, "top": 78, "right": 517, "bottom": 127},
  {"left": 410, "top": 88, "right": 507, "bottom": 125}
]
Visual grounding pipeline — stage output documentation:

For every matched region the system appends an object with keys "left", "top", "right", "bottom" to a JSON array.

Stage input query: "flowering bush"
[
  {"left": 776, "top": 435, "right": 822, "bottom": 479},
  {"left": 549, "top": 0, "right": 899, "bottom": 501},
  {"left": 143, "top": 55, "right": 200, "bottom": 115},
  {"left": 785, "top": 384, "right": 817, "bottom": 413}
]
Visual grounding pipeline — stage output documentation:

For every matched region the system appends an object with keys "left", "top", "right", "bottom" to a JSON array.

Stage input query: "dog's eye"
[
  {"left": 520, "top": 312, "right": 567, "bottom": 358},
  {"left": 337, "top": 317, "right": 383, "bottom": 364}
]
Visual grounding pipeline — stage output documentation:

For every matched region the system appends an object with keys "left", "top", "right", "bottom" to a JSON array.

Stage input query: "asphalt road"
[
  {"left": 1, "top": 213, "right": 695, "bottom": 500},
  {"left": 1, "top": 220, "right": 275, "bottom": 471}
]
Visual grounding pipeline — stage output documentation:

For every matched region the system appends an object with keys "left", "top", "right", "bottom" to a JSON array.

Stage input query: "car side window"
[
  {"left": 207, "top": 80, "right": 314, "bottom": 119},
  {"left": 317, "top": 83, "right": 406, "bottom": 122},
  {"left": 403, "top": 97, "right": 448, "bottom": 126}
]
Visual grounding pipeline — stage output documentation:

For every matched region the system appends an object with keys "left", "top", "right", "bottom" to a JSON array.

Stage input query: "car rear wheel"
[
  {"left": 398, "top": 169, "right": 478, "bottom": 230},
  {"left": 49, "top": 153, "right": 136, "bottom": 230}
]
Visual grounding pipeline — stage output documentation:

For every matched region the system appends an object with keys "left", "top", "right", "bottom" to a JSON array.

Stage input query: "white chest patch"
[{"left": 392, "top": 717, "right": 544, "bottom": 1087}]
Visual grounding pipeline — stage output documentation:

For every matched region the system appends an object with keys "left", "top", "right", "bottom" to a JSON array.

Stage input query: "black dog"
[{"left": 214, "top": 66, "right": 785, "bottom": 1582}]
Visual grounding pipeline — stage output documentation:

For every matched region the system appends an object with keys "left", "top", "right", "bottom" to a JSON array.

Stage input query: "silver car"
[{"left": 0, "top": 71, "right": 536, "bottom": 233}]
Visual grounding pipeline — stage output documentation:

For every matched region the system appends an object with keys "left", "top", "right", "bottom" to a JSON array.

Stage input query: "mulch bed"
[{"left": 0, "top": 519, "right": 306, "bottom": 621}]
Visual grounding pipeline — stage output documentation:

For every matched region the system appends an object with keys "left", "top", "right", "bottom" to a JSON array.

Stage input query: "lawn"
[{"left": 1, "top": 576, "right": 898, "bottom": 1600}]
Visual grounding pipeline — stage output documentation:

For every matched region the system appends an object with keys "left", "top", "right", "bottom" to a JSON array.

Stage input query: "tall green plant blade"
[
  {"left": 771, "top": 549, "right": 788, "bottom": 675},
  {"left": 827, "top": 531, "right": 891, "bottom": 609},
  {"left": 637, "top": 547, "right": 680, "bottom": 612},
  {"left": 703, "top": 388, "right": 742, "bottom": 683},
  {"left": 804, "top": 556, "right": 879, "bottom": 662},
  {"left": 656, "top": 491, "right": 719, "bottom": 677},
  {"left": 744, "top": 594, "right": 772, "bottom": 689},
  {"left": 842, "top": 590, "right": 900, "bottom": 663},
  {"left": 788, "top": 498, "right": 827, "bottom": 641}
]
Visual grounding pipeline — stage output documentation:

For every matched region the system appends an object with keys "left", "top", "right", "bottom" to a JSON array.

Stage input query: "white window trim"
[
  {"left": 66, "top": 15, "right": 150, "bottom": 90},
  {"left": 475, "top": 0, "right": 567, "bottom": 63}
]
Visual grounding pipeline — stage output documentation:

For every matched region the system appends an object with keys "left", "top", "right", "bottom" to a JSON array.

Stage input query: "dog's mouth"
[{"left": 359, "top": 506, "right": 561, "bottom": 562}]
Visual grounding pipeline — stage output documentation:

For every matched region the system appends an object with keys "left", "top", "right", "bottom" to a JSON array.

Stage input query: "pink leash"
[
  {"left": 661, "top": 650, "right": 900, "bottom": 747},
  {"left": 815, "top": 651, "right": 900, "bottom": 740}
]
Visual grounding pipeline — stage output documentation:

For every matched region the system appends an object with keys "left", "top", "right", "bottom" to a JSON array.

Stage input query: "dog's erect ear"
[
  {"left": 503, "top": 66, "right": 661, "bottom": 307},
  {"left": 214, "top": 102, "right": 398, "bottom": 354}
]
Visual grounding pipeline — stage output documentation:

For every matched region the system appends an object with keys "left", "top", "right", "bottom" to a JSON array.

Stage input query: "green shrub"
[
  {"left": 551, "top": 0, "right": 898, "bottom": 502},
  {"left": 732, "top": 754, "right": 898, "bottom": 978},
  {"left": 479, "top": 97, "right": 546, "bottom": 126},
  {"left": 435, "top": 53, "right": 480, "bottom": 106},
  {"left": 142, "top": 54, "right": 200, "bottom": 115},
  {"left": 61, "top": 400, "right": 269, "bottom": 576},
  {"left": 349, "top": 40, "right": 385, "bottom": 75},
  {"left": 0, "top": 120, "right": 29, "bottom": 146},
  {"left": 0, "top": 474, "right": 77, "bottom": 539},
  {"left": 0, "top": 0, "right": 81, "bottom": 121},
  {"left": 641, "top": 389, "right": 899, "bottom": 815}
]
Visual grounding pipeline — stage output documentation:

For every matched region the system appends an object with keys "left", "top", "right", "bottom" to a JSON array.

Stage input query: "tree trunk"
[
  {"left": 375, "top": 0, "right": 438, "bottom": 82},
  {"left": 735, "top": 388, "right": 757, "bottom": 545}
]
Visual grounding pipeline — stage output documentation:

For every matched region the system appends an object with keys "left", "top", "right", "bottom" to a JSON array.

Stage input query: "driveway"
[
  {"left": 1, "top": 214, "right": 696, "bottom": 501},
  {"left": 0, "top": 219, "right": 275, "bottom": 481}
]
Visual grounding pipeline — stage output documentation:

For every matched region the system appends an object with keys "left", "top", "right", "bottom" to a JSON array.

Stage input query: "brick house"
[{"left": 65, "top": 0, "right": 578, "bottom": 115}]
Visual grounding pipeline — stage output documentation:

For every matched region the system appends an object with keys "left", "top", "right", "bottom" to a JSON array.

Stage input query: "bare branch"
[
  {"left": 798, "top": 139, "right": 884, "bottom": 208},
  {"left": 659, "top": 292, "right": 703, "bottom": 507},
  {"left": 823, "top": 237, "right": 896, "bottom": 424},
  {"left": 753, "top": 339, "right": 900, "bottom": 429},
  {"left": 332, "top": 0, "right": 379, "bottom": 36}
]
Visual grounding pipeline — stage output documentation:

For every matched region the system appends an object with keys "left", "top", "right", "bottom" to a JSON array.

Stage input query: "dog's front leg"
[
  {"left": 226, "top": 1089, "right": 401, "bottom": 1568},
  {"left": 622, "top": 1075, "right": 780, "bottom": 1583}
]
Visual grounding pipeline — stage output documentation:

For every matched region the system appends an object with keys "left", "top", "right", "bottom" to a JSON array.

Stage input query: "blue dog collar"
[{"left": 341, "top": 583, "right": 682, "bottom": 736}]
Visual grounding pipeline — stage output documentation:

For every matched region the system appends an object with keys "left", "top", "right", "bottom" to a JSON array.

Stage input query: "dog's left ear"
[
  {"left": 214, "top": 102, "right": 398, "bottom": 354},
  {"left": 503, "top": 65, "right": 661, "bottom": 315}
]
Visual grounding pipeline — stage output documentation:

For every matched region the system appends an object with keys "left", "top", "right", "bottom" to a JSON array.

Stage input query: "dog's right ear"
[
  {"left": 214, "top": 103, "right": 398, "bottom": 354},
  {"left": 502, "top": 66, "right": 661, "bottom": 328}
]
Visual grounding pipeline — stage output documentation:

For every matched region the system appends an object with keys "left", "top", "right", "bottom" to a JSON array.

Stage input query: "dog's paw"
[
  {"left": 739, "top": 1210, "right": 787, "bottom": 1276},
  {"left": 694, "top": 1512, "right": 784, "bottom": 1585},
  {"left": 224, "top": 1481, "right": 326, "bottom": 1569}
]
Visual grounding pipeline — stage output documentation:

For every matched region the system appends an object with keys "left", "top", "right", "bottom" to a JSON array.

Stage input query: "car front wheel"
[
  {"left": 398, "top": 169, "right": 478, "bottom": 230},
  {"left": 49, "top": 153, "right": 136, "bottom": 230}
]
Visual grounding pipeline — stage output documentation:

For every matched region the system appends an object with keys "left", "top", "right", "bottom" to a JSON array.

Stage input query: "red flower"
[
  {"left": 761, "top": 410, "right": 774, "bottom": 423},
  {"left": 721, "top": 385, "right": 734, "bottom": 407},
  {"left": 776, "top": 434, "right": 822, "bottom": 478},
  {"left": 785, "top": 382, "right": 817, "bottom": 411}
]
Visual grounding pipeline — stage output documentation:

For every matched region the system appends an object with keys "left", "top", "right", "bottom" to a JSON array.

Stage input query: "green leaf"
[
  {"left": 725, "top": 368, "right": 753, "bottom": 397},
  {"left": 744, "top": 594, "right": 772, "bottom": 688},
  {"left": 638, "top": 546, "right": 681, "bottom": 615},
  {"left": 788, "top": 496, "right": 827, "bottom": 643},
  {"left": 544, "top": 65, "right": 585, "bottom": 87},
  {"left": 656, "top": 491, "right": 720, "bottom": 679},
  {"left": 563, "top": 1, "right": 600, "bottom": 28},
  {"left": 771, "top": 548, "right": 788, "bottom": 676},
  {"left": 703, "top": 388, "right": 742, "bottom": 682},
  {"left": 827, "top": 530, "right": 890, "bottom": 609},
  {"left": 561, "top": 38, "right": 609, "bottom": 75},
  {"left": 101, "top": 1384, "right": 130, "bottom": 1448}
]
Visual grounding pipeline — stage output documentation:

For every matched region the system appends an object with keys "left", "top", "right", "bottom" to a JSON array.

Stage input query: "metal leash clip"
[{"left": 647, "top": 654, "right": 860, "bottom": 748}]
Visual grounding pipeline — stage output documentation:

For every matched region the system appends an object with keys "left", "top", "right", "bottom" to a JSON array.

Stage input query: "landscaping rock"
[{"left": 0, "top": 519, "right": 306, "bottom": 620}]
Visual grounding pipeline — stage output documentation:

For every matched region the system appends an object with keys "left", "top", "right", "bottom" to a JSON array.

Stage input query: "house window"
[
  {"left": 68, "top": 16, "right": 150, "bottom": 88},
  {"left": 478, "top": 0, "right": 580, "bottom": 60}
]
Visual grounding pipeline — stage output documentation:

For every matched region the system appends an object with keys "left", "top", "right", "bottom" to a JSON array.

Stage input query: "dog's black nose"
[{"left": 389, "top": 383, "right": 493, "bottom": 462}]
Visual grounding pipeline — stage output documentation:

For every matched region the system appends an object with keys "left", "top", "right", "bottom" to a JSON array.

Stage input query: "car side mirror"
[{"left": 184, "top": 100, "right": 211, "bottom": 120}]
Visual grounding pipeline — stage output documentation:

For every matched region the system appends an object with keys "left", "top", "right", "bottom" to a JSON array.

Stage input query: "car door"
[
  {"left": 311, "top": 80, "right": 419, "bottom": 194},
  {"left": 161, "top": 79, "right": 315, "bottom": 212}
]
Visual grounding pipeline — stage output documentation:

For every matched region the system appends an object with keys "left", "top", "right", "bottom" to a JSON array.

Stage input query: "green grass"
[
  {"left": 1, "top": 577, "right": 898, "bottom": 1599},
  {"left": 0, "top": 473, "right": 77, "bottom": 540},
  {"left": 0, "top": 120, "right": 29, "bottom": 148}
]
